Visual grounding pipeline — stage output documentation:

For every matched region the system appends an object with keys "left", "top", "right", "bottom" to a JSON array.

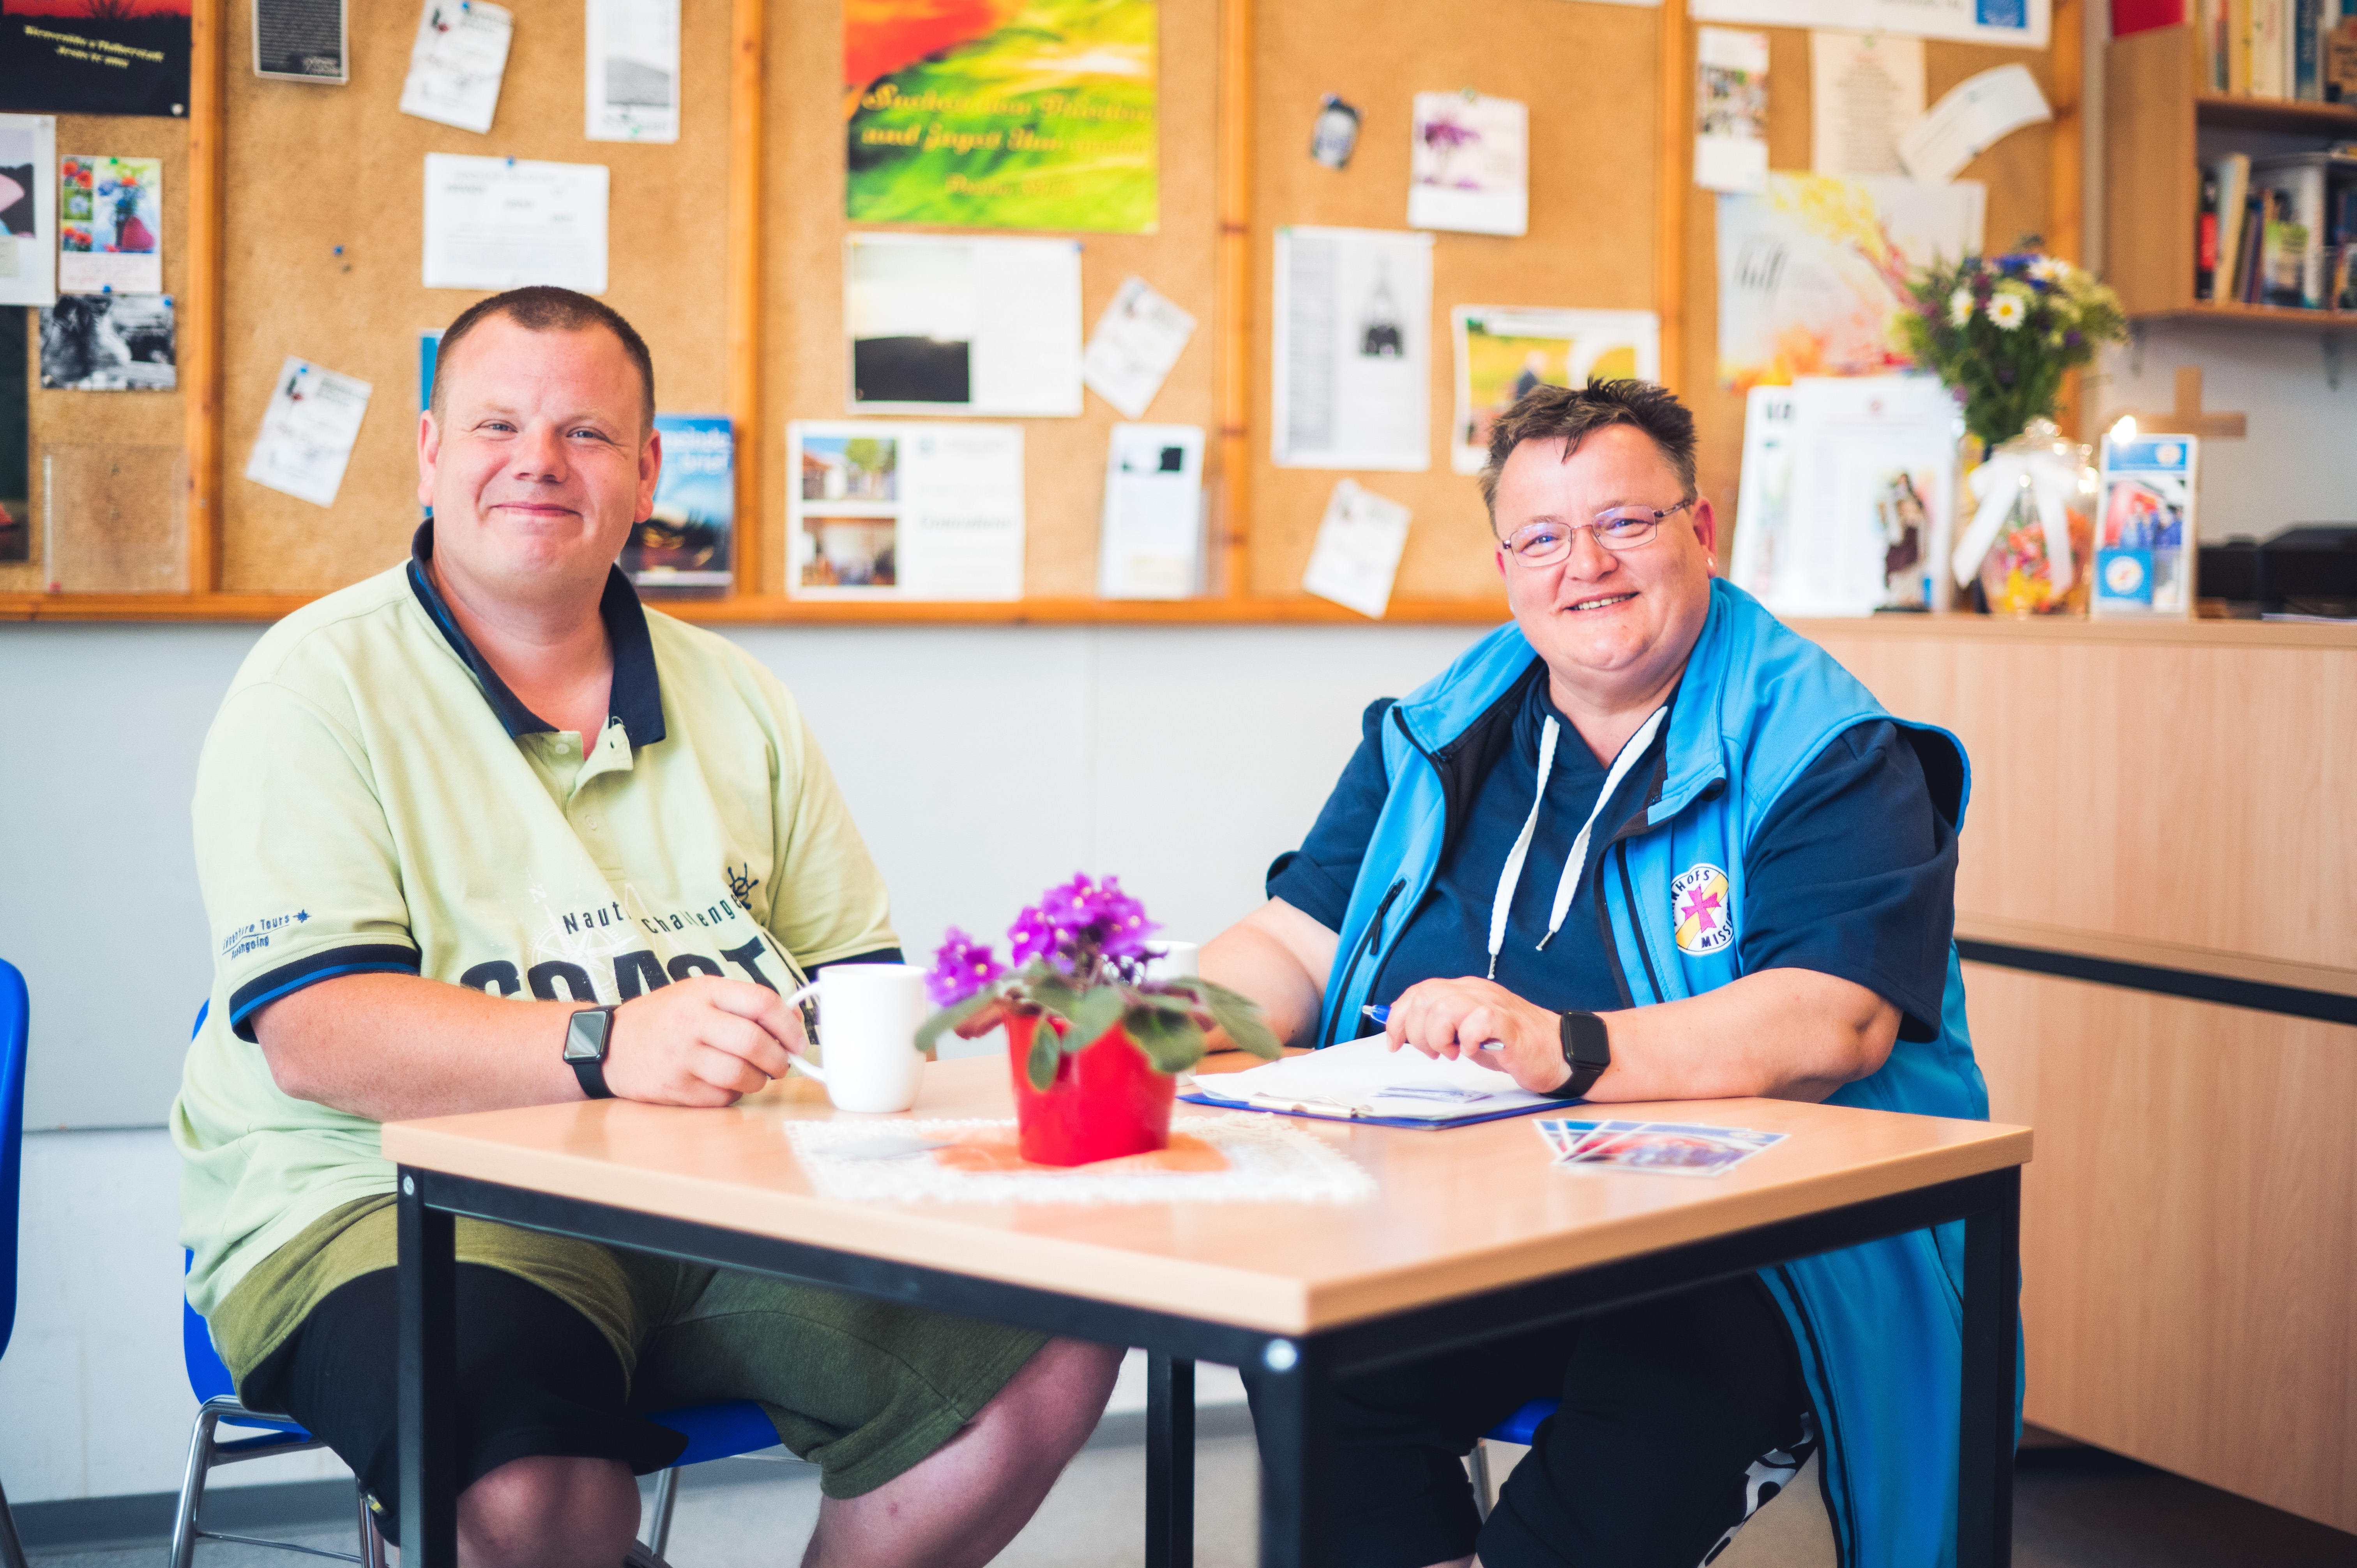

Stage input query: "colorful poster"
[
  {"left": 843, "top": 0, "right": 1157, "bottom": 233},
  {"left": 2092, "top": 434, "right": 2196, "bottom": 619},
  {"left": 625, "top": 413, "right": 732, "bottom": 591},
  {"left": 0, "top": 0, "right": 193, "bottom": 118},
  {"left": 0, "top": 113, "right": 58, "bottom": 306},
  {"left": 1714, "top": 172, "right": 1982, "bottom": 392},
  {"left": 60, "top": 154, "right": 163, "bottom": 295},
  {"left": 1451, "top": 307, "right": 1659, "bottom": 475},
  {"left": 788, "top": 420, "right": 1025, "bottom": 600}
]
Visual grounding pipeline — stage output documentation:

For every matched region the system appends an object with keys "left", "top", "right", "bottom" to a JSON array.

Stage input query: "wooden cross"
[{"left": 2114, "top": 366, "right": 2247, "bottom": 440}]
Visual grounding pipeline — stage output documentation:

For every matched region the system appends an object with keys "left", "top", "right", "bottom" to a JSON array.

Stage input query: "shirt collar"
[{"left": 406, "top": 521, "right": 667, "bottom": 747}]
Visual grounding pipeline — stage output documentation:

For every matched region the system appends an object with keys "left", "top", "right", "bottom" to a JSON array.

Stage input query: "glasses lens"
[
  {"left": 1508, "top": 523, "right": 1572, "bottom": 564},
  {"left": 1589, "top": 510, "right": 1661, "bottom": 551}
]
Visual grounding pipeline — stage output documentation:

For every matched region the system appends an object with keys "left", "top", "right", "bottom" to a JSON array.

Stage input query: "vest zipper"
[
  {"left": 1324, "top": 877, "right": 1405, "bottom": 1047},
  {"left": 1614, "top": 841, "right": 1667, "bottom": 1004}
]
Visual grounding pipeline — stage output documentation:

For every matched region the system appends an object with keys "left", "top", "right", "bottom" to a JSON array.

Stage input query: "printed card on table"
[{"left": 1535, "top": 1118, "right": 1786, "bottom": 1178}]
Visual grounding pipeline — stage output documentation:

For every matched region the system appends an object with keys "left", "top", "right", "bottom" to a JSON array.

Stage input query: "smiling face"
[
  {"left": 416, "top": 314, "right": 659, "bottom": 613},
  {"left": 1492, "top": 423, "right": 1718, "bottom": 715}
]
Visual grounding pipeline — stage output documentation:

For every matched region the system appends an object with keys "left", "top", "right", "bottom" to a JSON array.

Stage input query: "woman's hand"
[{"left": 1382, "top": 976, "right": 1572, "bottom": 1095}]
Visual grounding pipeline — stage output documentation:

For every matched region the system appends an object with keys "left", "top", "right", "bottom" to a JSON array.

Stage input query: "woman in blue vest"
[{"left": 1201, "top": 380, "right": 1996, "bottom": 1568}]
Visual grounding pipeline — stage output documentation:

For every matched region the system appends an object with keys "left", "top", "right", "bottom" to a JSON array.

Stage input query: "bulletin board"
[{"left": 2, "top": 0, "right": 2076, "bottom": 623}]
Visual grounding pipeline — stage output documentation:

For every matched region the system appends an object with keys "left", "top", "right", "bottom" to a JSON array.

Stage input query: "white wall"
[{"left": 0, "top": 618, "right": 1482, "bottom": 1504}]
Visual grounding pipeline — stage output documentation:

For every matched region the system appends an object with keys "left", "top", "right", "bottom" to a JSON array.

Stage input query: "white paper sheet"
[
  {"left": 1189, "top": 1035, "right": 1558, "bottom": 1122},
  {"left": 1896, "top": 64, "right": 2051, "bottom": 185},
  {"left": 1082, "top": 275, "right": 1196, "bottom": 420},
  {"left": 1809, "top": 31, "right": 1924, "bottom": 176},
  {"left": 846, "top": 235, "right": 1083, "bottom": 418},
  {"left": 1098, "top": 423, "right": 1204, "bottom": 599},
  {"left": 585, "top": 0, "right": 678, "bottom": 143},
  {"left": 788, "top": 420, "right": 1025, "bottom": 600},
  {"left": 1408, "top": 92, "right": 1528, "bottom": 237},
  {"left": 244, "top": 356, "right": 372, "bottom": 509},
  {"left": 422, "top": 154, "right": 608, "bottom": 293},
  {"left": 1691, "top": 0, "right": 2047, "bottom": 47},
  {"left": 1273, "top": 226, "right": 1433, "bottom": 471},
  {"left": 0, "top": 115, "right": 58, "bottom": 307},
  {"left": 399, "top": 0, "right": 512, "bottom": 134},
  {"left": 1302, "top": 479, "right": 1412, "bottom": 618},
  {"left": 1695, "top": 28, "right": 1770, "bottom": 195},
  {"left": 1451, "top": 307, "right": 1660, "bottom": 475}
]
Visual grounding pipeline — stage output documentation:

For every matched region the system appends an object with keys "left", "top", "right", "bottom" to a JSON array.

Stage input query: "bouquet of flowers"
[
  {"left": 1893, "top": 248, "right": 2128, "bottom": 452},
  {"left": 917, "top": 874, "right": 1283, "bottom": 1090}
]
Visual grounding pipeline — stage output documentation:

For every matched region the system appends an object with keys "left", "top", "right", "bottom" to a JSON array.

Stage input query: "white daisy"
[
  {"left": 1988, "top": 293, "right": 2027, "bottom": 330},
  {"left": 1949, "top": 289, "right": 1974, "bottom": 327},
  {"left": 2028, "top": 256, "right": 2067, "bottom": 284}
]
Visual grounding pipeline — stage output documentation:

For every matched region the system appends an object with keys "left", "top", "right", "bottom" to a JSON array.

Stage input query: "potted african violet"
[{"left": 917, "top": 874, "right": 1282, "bottom": 1165}]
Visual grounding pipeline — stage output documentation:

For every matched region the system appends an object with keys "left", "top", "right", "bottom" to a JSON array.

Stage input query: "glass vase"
[{"left": 1970, "top": 419, "right": 2097, "bottom": 618}]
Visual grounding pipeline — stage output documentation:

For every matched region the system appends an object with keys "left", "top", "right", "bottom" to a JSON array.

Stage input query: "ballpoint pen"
[{"left": 1362, "top": 1003, "right": 1507, "bottom": 1051}]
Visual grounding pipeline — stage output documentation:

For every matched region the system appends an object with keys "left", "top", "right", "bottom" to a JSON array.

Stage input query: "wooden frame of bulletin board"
[{"left": 1, "top": 0, "right": 2078, "bottom": 625}]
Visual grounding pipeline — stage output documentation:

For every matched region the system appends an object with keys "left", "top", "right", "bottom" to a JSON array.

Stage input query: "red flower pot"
[{"left": 1005, "top": 1013, "right": 1176, "bottom": 1166}]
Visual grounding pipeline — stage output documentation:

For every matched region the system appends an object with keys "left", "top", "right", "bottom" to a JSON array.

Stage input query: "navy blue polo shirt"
[{"left": 1268, "top": 674, "right": 1959, "bottom": 1040}]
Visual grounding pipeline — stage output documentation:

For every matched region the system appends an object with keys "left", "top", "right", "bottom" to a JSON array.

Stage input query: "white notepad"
[{"left": 1185, "top": 1035, "right": 1558, "bottom": 1123}]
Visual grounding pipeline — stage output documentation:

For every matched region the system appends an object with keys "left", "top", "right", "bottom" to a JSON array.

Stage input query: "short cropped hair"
[
  {"left": 429, "top": 286, "right": 656, "bottom": 431},
  {"left": 1476, "top": 380, "right": 1698, "bottom": 526}
]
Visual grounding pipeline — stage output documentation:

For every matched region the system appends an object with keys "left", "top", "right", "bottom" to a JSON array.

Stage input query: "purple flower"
[
  {"left": 928, "top": 927, "right": 1005, "bottom": 1007},
  {"left": 1004, "top": 874, "right": 1161, "bottom": 974},
  {"left": 1080, "top": 875, "right": 1159, "bottom": 959},
  {"left": 1008, "top": 903, "right": 1059, "bottom": 966},
  {"left": 2064, "top": 330, "right": 2083, "bottom": 348}
]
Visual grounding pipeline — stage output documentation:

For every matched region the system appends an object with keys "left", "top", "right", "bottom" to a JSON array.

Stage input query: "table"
[{"left": 383, "top": 1057, "right": 2030, "bottom": 1568}]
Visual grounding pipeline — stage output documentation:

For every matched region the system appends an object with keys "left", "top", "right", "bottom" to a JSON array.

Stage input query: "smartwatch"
[
  {"left": 1545, "top": 1010, "right": 1611, "bottom": 1100},
  {"left": 563, "top": 1005, "right": 619, "bottom": 1100}
]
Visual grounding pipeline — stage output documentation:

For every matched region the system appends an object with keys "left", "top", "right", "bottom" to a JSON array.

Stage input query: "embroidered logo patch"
[{"left": 1671, "top": 863, "right": 1735, "bottom": 956}]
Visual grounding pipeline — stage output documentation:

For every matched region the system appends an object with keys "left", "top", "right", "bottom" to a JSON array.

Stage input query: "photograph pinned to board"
[
  {"left": 623, "top": 413, "right": 731, "bottom": 591},
  {"left": 254, "top": 0, "right": 348, "bottom": 83},
  {"left": 846, "top": 234, "right": 1083, "bottom": 417},
  {"left": 0, "top": 113, "right": 57, "bottom": 306},
  {"left": 1408, "top": 91, "right": 1527, "bottom": 237},
  {"left": 1310, "top": 94, "right": 1361, "bottom": 168},
  {"left": 1273, "top": 226, "right": 1433, "bottom": 471},
  {"left": 1099, "top": 422, "right": 1203, "bottom": 599},
  {"left": 788, "top": 420, "right": 1025, "bottom": 600},
  {"left": 1451, "top": 307, "right": 1660, "bottom": 475},
  {"left": 842, "top": 0, "right": 1156, "bottom": 233},
  {"left": 39, "top": 294, "right": 174, "bottom": 390},
  {"left": 422, "top": 154, "right": 608, "bottom": 293},
  {"left": 1896, "top": 64, "right": 2051, "bottom": 185},
  {"left": 1302, "top": 479, "right": 1413, "bottom": 619},
  {"left": 1715, "top": 172, "right": 1984, "bottom": 391},
  {"left": 1809, "top": 32, "right": 1923, "bottom": 176},
  {"left": 0, "top": 0, "right": 190, "bottom": 118},
  {"left": 1689, "top": 0, "right": 2048, "bottom": 49},
  {"left": 2091, "top": 433, "right": 2197, "bottom": 618},
  {"left": 399, "top": 0, "right": 514, "bottom": 134},
  {"left": 0, "top": 311, "right": 23, "bottom": 560},
  {"left": 1727, "top": 374, "right": 1961, "bottom": 616},
  {"left": 1694, "top": 28, "right": 1769, "bottom": 195},
  {"left": 1082, "top": 275, "right": 1196, "bottom": 420},
  {"left": 59, "top": 155, "right": 162, "bottom": 295},
  {"left": 245, "top": 356, "right": 373, "bottom": 509},
  {"left": 585, "top": 0, "right": 678, "bottom": 142}
]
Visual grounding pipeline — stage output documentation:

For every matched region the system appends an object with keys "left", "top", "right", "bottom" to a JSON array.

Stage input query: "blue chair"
[
  {"left": 171, "top": 1000, "right": 800, "bottom": 1565},
  {"left": 1469, "top": 1398, "right": 1560, "bottom": 1521},
  {"left": 0, "top": 958, "right": 32, "bottom": 1568}
]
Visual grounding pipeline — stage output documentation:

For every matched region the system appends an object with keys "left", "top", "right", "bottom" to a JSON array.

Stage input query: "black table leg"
[
  {"left": 398, "top": 1169, "right": 459, "bottom": 1568},
  {"left": 1146, "top": 1352, "right": 1196, "bottom": 1568},
  {"left": 1250, "top": 1338, "right": 1329, "bottom": 1568},
  {"left": 1958, "top": 1165, "right": 2020, "bottom": 1568}
]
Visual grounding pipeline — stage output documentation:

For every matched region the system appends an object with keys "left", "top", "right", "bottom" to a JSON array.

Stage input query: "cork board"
[
  {"left": 1246, "top": 0, "right": 1662, "bottom": 604},
  {"left": 212, "top": 0, "right": 735, "bottom": 592},
  {"left": 758, "top": 0, "right": 1221, "bottom": 600}
]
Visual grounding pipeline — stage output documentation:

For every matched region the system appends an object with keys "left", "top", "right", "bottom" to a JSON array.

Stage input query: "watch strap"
[
  {"left": 565, "top": 1005, "right": 618, "bottom": 1100},
  {"left": 1546, "top": 1010, "right": 1611, "bottom": 1100}
]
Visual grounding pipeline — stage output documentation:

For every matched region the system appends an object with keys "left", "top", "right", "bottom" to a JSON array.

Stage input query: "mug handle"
[{"left": 780, "top": 979, "right": 826, "bottom": 1081}]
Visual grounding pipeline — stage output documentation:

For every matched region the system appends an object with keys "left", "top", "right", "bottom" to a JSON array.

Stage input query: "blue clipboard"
[{"left": 1177, "top": 1085, "right": 1567, "bottom": 1131}]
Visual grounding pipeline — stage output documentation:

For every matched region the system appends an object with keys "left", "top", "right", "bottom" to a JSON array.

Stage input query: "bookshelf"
[{"left": 2108, "top": 23, "right": 2357, "bottom": 328}]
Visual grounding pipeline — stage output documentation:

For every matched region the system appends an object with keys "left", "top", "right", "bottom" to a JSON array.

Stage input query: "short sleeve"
[
  {"left": 762, "top": 687, "right": 899, "bottom": 969},
  {"left": 194, "top": 684, "right": 422, "bottom": 1042},
  {"left": 1265, "top": 699, "right": 1395, "bottom": 931},
  {"left": 1739, "top": 720, "right": 1958, "bottom": 1041}
]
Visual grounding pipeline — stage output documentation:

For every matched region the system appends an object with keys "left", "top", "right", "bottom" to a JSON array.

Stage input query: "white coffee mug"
[
  {"left": 1145, "top": 940, "right": 1199, "bottom": 980},
  {"left": 781, "top": 964, "right": 928, "bottom": 1113}
]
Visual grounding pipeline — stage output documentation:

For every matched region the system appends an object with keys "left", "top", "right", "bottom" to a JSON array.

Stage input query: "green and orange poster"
[{"left": 845, "top": 0, "right": 1157, "bottom": 233}]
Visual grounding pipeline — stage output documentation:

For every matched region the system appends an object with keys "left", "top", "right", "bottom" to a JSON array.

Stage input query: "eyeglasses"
[{"left": 1499, "top": 499, "right": 1695, "bottom": 568}]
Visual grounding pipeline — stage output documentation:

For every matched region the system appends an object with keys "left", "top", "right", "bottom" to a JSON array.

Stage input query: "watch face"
[{"left": 563, "top": 1009, "right": 609, "bottom": 1062}]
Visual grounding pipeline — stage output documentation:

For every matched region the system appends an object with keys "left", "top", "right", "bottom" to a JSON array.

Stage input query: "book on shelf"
[
  {"left": 2333, "top": 240, "right": 2357, "bottom": 306},
  {"left": 2231, "top": 0, "right": 2254, "bottom": 91},
  {"left": 2208, "top": 153, "right": 2253, "bottom": 300},
  {"left": 2235, "top": 191, "right": 2267, "bottom": 301},
  {"left": 2198, "top": 168, "right": 2222, "bottom": 298},
  {"left": 2330, "top": 16, "right": 2357, "bottom": 100},
  {"left": 2253, "top": 0, "right": 2287, "bottom": 97}
]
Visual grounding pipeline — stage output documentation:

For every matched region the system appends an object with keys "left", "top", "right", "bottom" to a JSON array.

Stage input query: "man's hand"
[
  {"left": 1381, "top": 976, "right": 1573, "bottom": 1094},
  {"left": 600, "top": 976, "right": 807, "bottom": 1106}
]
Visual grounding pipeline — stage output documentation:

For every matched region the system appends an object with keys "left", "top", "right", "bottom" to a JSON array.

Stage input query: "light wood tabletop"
[{"left": 381, "top": 1054, "right": 2030, "bottom": 1337}]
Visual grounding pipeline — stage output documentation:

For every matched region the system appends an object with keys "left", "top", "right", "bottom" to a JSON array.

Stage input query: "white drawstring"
[{"left": 1487, "top": 705, "right": 1668, "bottom": 976}]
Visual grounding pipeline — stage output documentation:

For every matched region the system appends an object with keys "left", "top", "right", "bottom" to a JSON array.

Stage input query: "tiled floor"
[{"left": 26, "top": 1429, "right": 2357, "bottom": 1566}]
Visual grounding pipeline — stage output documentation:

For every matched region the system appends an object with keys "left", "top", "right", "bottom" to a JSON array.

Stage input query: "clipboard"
[{"left": 1177, "top": 1083, "right": 1567, "bottom": 1131}]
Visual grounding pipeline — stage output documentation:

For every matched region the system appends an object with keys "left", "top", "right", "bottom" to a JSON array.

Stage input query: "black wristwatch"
[
  {"left": 1545, "top": 1010, "right": 1611, "bottom": 1100},
  {"left": 563, "top": 1005, "right": 619, "bottom": 1100}
]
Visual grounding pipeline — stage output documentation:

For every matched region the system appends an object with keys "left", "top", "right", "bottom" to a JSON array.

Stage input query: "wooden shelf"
[
  {"left": 2130, "top": 301, "right": 2357, "bottom": 330},
  {"left": 2194, "top": 91, "right": 2357, "bottom": 136}
]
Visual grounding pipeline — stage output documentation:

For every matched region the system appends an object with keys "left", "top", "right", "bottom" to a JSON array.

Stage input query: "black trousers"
[{"left": 1256, "top": 1274, "right": 1818, "bottom": 1568}]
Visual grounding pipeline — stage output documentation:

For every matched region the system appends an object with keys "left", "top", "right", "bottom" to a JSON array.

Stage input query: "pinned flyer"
[
  {"left": 245, "top": 357, "right": 373, "bottom": 509},
  {"left": 0, "top": 115, "right": 59, "bottom": 307},
  {"left": 1302, "top": 479, "right": 1412, "bottom": 619},
  {"left": 1408, "top": 91, "right": 1528, "bottom": 237},
  {"left": 1694, "top": 29, "right": 1769, "bottom": 194},
  {"left": 585, "top": 0, "right": 679, "bottom": 143},
  {"left": 399, "top": 0, "right": 514, "bottom": 135},
  {"left": 1896, "top": 64, "right": 2050, "bottom": 185},
  {"left": 1082, "top": 276, "right": 1196, "bottom": 420}
]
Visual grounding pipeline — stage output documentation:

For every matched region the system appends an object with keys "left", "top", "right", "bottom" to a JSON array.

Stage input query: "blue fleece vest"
[{"left": 1318, "top": 579, "right": 2010, "bottom": 1568}]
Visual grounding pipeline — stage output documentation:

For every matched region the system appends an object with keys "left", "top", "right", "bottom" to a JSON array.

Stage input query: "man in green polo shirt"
[{"left": 173, "top": 286, "right": 1120, "bottom": 1568}]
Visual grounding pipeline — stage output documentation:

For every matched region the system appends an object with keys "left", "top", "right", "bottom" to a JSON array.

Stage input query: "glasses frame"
[{"left": 1498, "top": 497, "right": 1697, "bottom": 569}]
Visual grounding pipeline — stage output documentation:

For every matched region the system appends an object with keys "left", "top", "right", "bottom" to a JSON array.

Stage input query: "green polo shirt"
[{"left": 173, "top": 525, "right": 898, "bottom": 1323}]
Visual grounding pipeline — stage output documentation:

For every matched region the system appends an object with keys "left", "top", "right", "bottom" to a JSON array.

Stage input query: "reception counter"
[{"left": 1794, "top": 614, "right": 2357, "bottom": 1534}]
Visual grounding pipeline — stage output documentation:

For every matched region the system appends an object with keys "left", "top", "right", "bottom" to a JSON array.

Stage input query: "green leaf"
[
  {"left": 1190, "top": 982, "right": 1283, "bottom": 1059},
  {"left": 1027, "top": 1026, "right": 1061, "bottom": 1092},
  {"left": 1027, "top": 970, "right": 1084, "bottom": 1023},
  {"left": 1124, "top": 1005, "right": 1205, "bottom": 1076},
  {"left": 1063, "top": 984, "right": 1127, "bottom": 1054},
  {"left": 914, "top": 989, "right": 990, "bottom": 1054}
]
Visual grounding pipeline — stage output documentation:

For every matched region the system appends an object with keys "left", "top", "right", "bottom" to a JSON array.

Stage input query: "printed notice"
[
  {"left": 586, "top": 0, "right": 678, "bottom": 143},
  {"left": 1690, "top": 0, "right": 2048, "bottom": 48},
  {"left": 1082, "top": 275, "right": 1196, "bottom": 420},
  {"left": 1273, "top": 226, "right": 1433, "bottom": 472},
  {"left": 422, "top": 154, "right": 609, "bottom": 293},
  {"left": 1896, "top": 64, "right": 2051, "bottom": 185},
  {"left": 1099, "top": 422, "right": 1204, "bottom": 599},
  {"left": 399, "top": 0, "right": 514, "bottom": 135},
  {"left": 846, "top": 234, "right": 1083, "bottom": 418},
  {"left": 1302, "top": 479, "right": 1412, "bottom": 618},
  {"left": 1809, "top": 31, "right": 1923, "bottom": 176},
  {"left": 789, "top": 420, "right": 1026, "bottom": 600},
  {"left": 1695, "top": 28, "right": 1769, "bottom": 194},
  {"left": 1408, "top": 92, "right": 1528, "bottom": 237},
  {"left": 245, "top": 356, "right": 373, "bottom": 508}
]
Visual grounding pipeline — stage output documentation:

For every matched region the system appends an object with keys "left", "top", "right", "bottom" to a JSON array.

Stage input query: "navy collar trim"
[{"left": 405, "top": 521, "right": 667, "bottom": 746}]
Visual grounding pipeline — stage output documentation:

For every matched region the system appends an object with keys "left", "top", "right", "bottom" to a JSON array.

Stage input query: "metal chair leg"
[
  {"left": 356, "top": 1483, "right": 388, "bottom": 1568},
  {"left": 645, "top": 1467, "right": 680, "bottom": 1557},
  {"left": 170, "top": 1403, "right": 225, "bottom": 1568},
  {"left": 1468, "top": 1441, "right": 1494, "bottom": 1523},
  {"left": 0, "top": 1469, "right": 32, "bottom": 1568}
]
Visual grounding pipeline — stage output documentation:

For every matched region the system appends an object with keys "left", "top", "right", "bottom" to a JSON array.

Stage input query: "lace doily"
[{"left": 787, "top": 1115, "right": 1375, "bottom": 1204}]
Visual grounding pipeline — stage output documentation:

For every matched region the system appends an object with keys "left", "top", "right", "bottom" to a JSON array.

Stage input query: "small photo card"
[{"left": 1534, "top": 1118, "right": 1786, "bottom": 1178}]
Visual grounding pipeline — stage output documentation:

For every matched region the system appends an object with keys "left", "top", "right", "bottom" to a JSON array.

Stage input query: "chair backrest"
[{"left": 0, "top": 958, "right": 26, "bottom": 1362}]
